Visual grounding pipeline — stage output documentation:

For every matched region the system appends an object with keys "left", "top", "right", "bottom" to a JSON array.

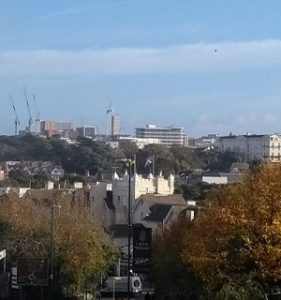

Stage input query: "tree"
[
  {"left": 152, "top": 217, "right": 208, "bottom": 299},
  {"left": 180, "top": 181, "right": 215, "bottom": 200},
  {"left": 0, "top": 193, "right": 118, "bottom": 295},
  {"left": 8, "top": 170, "right": 32, "bottom": 187},
  {"left": 183, "top": 163, "right": 281, "bottom": 298}
]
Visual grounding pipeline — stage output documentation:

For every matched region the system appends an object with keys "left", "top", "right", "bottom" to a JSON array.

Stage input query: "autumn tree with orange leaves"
[
  {"left": 183, "top": 163, "right": 281, "bottom": 299},
  {"left": 0, "top": 193, "right": 118, "bottom": 295}
]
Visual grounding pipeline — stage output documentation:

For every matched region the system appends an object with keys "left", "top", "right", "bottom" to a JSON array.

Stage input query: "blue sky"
[{"left": 1, "top": 0, "right": 281, "bottom": 137}]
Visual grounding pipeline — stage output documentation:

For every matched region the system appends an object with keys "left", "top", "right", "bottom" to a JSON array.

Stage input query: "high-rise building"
[
  {"left": 76, "top": 126, "right": 96, "bottom": 138},
  {"left": 111, "top": 115, "right": 120, "bottom": 136},
  {"left": 135, "top": 124, "right": 187, "bottom": 146}
]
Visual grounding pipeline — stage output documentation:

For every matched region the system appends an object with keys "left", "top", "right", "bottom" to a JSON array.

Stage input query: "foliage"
[
  {"left": 9, "top": 170, "right": 32, "bottom": 187},
  {"left": 183, "top": 163, "right": 281, "bottom": 298},
  {"left": 0, "top": 194, "right": 118, "bottom": 294},
  {"left": 180, "top": 181, "right": 215, "bottom": 200},
  {"left": 0, "top": 135, "right": 239, "bottom": 179},
  {"left": 152, "top": 217, "right": 208, "bottom": 300}
]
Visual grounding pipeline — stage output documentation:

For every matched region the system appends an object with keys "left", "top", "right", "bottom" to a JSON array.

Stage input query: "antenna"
[
  {"left": 10, "top": 93, "right": 20, "bottom": 135},
  {"left": 23, "top": 86, "right": 33, "bottom": 133}
]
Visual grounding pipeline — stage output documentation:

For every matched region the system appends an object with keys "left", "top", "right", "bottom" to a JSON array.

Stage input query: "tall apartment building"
[
  {"left": 111, "top": 115, "right": 120, "bottom": 136},
  {"left": 76, "top": 126, "right": 96, "bottom": 138},
  {"left": 135, "top": 124, "right": 187, "bottom": 146},
  {"left": 218, "top": 134, "right": 281, "bottom": 162}
]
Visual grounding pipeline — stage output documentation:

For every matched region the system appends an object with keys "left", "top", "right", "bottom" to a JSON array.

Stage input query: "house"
[
  {"left": 132, "top": 194, "right": 189, "bottom": 232},
  {"left": 90, "top": 171, "right": 176, "bottom": 226},
  {"left": 1, "top": 161, "right": 65, "bottom": 181},
  {"left": 112, "top": 171, "right": 175, "bottom": 224}
]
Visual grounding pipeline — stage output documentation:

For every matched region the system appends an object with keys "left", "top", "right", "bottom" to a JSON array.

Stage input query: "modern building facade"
[
  {"left": 76, "top": 126, "right": 96, "bottom": 138},
  {"left": 111, "top": 115, "right": 121, "bottom": 136},
  {"left": 218, "top": 134, "right": 281, "bottom": 162},
  {"left": 135, "top": 124, "right": 187, "bottom": 146}
]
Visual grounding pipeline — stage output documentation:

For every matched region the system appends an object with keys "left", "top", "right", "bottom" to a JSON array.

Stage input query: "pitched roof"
[
  {"left": 144, "top": 204, "right": 172, "bottom": 222},
  {"left": 138, "top": 194, "right": 187, "bottom": 207}
]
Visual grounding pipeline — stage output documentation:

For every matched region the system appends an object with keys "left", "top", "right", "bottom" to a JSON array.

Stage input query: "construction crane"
[
  {"left": 33, "top": 92, "right": 40, "bottom": 134},
  {"left": 106, "top": 102, "right": 113, "bottom": 138},
  {"left": 9, "top": 93, "right": 20, "bottom": 135},
  {"left": 23, "top": 86, "right": 33, "bottom": 133}
]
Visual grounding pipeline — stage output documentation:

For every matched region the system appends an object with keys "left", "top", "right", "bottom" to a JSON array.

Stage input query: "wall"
[{"left": 202, "top": 176, "right": 228, "bottom": 185}]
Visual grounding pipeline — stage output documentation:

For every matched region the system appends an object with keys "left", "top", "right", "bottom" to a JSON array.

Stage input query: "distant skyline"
[{"left": 1, "top": 0, "right": 281, "bottom": 137}]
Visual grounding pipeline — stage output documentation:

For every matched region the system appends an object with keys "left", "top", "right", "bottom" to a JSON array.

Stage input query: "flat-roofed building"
[
  {"left": 76, "top": 126, "right": 96, "bottom": 138},
  {"left": 40, "top": 121, "right": 74, "bottom": 137},
  {"left": 135, "top": 124, "right": 187, "bottom": 146},
  {"left": 111, "top": 115, "right": 120, "bottom": 136},
  {"left": 218, "top": 134, "right": 281, "bottom": 162}
]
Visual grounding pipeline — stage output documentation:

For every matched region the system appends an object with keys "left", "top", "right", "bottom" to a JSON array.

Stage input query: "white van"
[{"left": 101, "top": 276, "right": 142, "bottom": 297}]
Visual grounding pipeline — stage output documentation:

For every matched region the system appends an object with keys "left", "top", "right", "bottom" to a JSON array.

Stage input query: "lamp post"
[
  {"left": 112, "top": 277, "right": 122, "bottom": 300},
  {"left": 50, "top": 204, "right": 61, "bottom": 299},
  {"left": 115, "top": 158, "right": 134, "bottom": 300}
]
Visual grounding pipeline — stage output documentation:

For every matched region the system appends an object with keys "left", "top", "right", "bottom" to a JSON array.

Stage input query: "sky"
[{"left": 1, "top": 0, "right": 281, "bottom": 137}]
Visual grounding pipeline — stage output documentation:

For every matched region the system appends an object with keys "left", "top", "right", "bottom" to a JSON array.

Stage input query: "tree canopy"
[
  {"left": 183, "top": 163, "right": 281, "bottom": 298},
  {"left": 0, "top": 193, "right": 118, "bottom": 294},
  {"left": 0, "top": 135, "right": 237, "bottom": 179}
]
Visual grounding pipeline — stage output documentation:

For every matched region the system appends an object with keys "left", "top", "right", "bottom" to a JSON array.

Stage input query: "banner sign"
[
  {"left": 17, "top": 257, "right": 49, "bottom": 287},
  {"left": 133, "top": 228, "right": 152, "bottom": 274}
]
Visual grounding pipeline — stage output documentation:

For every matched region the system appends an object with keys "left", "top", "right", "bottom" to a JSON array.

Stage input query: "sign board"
[
  {"left": 133, "top": 228, "right": 152, "bottom": 274},
  {"left": 0, "top": 250, "right": 6, "bottom": 260},
  {"left": 17, "top": 257, "right": 49, "bottom": 287}
]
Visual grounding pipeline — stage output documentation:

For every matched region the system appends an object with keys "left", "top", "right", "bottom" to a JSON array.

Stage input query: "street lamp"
[
  {"left": 115, "top": 158, "right": 134, "bottom": 300},
  {"left": 112, "top": 276, "right": 122, "bottom": 300},
  {"left": 50, "top": 204, "right": 61, "bottom": 299}
]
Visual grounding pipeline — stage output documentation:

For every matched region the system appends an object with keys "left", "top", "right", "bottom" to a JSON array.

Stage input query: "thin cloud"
[
  {"left": 41, "top": 6, "right": 87, "bottom": 20},
  {"left": 41, "top": 0, "right": 130, "bottom": 21},
  {"left": 1, "top": 39, "right": 281, "bottom": 77}
]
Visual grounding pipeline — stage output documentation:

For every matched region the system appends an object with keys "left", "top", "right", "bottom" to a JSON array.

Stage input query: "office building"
[
  {"left": 76, "top": 126, "right": 96, "bottom": 138},
  {"left": 111, "top": 115, "right": 120, "bottom": 136},
  {"left": 135, "top": 124, "right": 187, "bottom": 146}
]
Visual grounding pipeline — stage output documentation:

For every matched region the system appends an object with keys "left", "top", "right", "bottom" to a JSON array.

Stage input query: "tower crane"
[
  {"left": 9, "top": 93, "right": 20, "bottom": 136},
  {"left": 106, "top": 102, "right": 113, "bottom": 138},
  {"left": 33, "top": 92, "right": 41, "bottom": 134},
  {"left": 23, "top": 86, "right": 33, "bottom": 133}
]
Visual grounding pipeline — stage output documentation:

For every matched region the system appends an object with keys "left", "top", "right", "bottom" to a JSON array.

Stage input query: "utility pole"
[
  {"left": 115, "top": 158, "right": 134, "bottom": 300},
  {"left": 127, "top": 160, "right": 132, "bottom": 300}
]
